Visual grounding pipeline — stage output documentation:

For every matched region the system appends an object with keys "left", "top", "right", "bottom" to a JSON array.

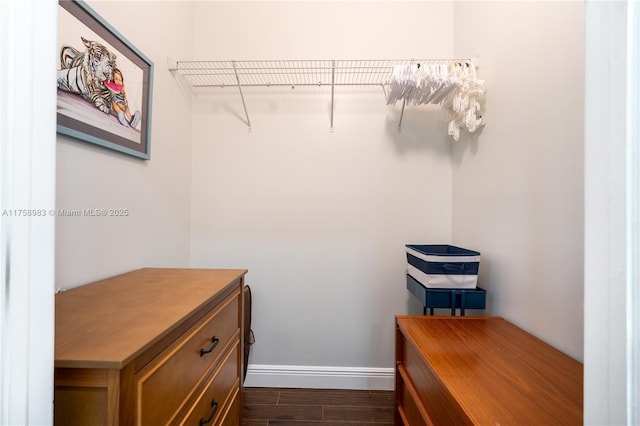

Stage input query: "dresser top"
[
  {"left": 55, "top": 268, "right": 246, "bottom": 369},
  {"left": 396, "top": 315, "right": 583, "bottom": 425}
]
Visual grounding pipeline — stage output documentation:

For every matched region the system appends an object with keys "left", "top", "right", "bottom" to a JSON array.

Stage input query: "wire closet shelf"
[
  {"left": 169, "top": 59, "right": 438, "bottom": 87},
  {"left": 168, "top": 58, "right": 482, "bottom": 134}
]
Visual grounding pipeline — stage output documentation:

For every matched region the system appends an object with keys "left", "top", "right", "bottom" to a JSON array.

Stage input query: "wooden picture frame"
[{"left": 57, "top": 0, "right": 153, "bottom": 160}]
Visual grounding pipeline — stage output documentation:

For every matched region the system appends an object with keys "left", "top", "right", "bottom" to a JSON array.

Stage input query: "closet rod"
[{"left": 168, "top": 58, "right": 477, "bottom": 131}]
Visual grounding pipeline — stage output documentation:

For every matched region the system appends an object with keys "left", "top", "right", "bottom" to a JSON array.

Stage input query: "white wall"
[
  {"left": 56, "top": 1, "right": 195, "bottom": 289},
  {"left": 451, "top": 1, "right": 584, "bottom": 360},
  {"left": 189, "top": 2, "right": 455, "bottom": 386}
]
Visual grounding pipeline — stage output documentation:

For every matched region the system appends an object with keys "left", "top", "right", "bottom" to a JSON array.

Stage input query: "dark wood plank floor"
[{"left": 242, "top": 387, "right": 395, "bottom": 425}]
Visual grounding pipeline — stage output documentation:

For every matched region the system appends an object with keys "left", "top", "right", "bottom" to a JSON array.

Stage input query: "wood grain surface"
[
  {"left": 55, "top": 268, "right": 246, "bottom": 369},
  {"left": 396, "top": 316, "right": 583, "bottom": 425}
]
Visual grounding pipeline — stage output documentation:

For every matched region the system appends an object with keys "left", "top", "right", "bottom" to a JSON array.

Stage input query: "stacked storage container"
[{"left": 405, "top": 244, "right": 485, "bottom": 315}]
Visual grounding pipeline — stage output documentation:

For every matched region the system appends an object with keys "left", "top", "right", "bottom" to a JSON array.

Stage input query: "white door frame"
[
  {"left": 584, "top": 0, "right": 639, "bottom": 424},
  {"left": 0, "top": 0, "right": 57, "bottom": 424}
]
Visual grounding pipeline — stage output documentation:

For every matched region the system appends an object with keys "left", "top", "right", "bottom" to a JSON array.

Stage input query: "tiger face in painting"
[{"left": 57, "top": 37, "right": 117, "bottom": 114}]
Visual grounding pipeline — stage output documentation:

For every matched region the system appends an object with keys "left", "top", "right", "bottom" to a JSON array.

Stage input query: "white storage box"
[{"left": 406, "top": 244, "right": 480, "bottom": 289}]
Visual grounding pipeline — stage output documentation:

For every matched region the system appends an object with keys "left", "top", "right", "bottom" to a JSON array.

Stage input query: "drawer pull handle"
[
  {"left": 200, "top": 336, "right": 219, "bottom": 356},
  {"left": 198, "top": 399, "right": 219, "bottom": 426}
]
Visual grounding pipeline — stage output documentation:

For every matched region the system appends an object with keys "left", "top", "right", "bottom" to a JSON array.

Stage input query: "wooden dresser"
[
  {"left": 54, "top": 268, "right": 247, "bottom": 426},
  {"left": 395, "top": 316, "right": 583, "bottom": 425}
]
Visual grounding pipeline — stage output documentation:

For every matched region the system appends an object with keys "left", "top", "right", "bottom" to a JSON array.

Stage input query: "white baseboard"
[{"left": 243, "top": 364, "right": 395, "bottom": 390}]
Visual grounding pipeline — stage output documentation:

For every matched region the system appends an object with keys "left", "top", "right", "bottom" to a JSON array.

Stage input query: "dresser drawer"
[
  {"left": 180, "top": 344, "right": 239, "bottom": 426},
  {"left": 397, "top": 374, "right": 428, "bottom": 426},
  {"left": 219, "top": 390, "right": 240, "bottom": 426},
  {"left": 399, "top": 329, "right": 472, "bottom": 425},
  {"left": 136, "top": 291, "right": 240, "bottom": 425}
]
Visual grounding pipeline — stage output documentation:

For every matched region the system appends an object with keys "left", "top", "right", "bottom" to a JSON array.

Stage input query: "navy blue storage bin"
[
  {"left": 406, "top": 274, "right": 486, "bottom": 316},
  {"left": 406, "top": 244, "right": 480, "bottom": 289}
]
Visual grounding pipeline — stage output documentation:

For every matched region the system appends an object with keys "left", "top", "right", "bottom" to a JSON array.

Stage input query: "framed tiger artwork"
[{"left": 57, "top": 0, "right": 153, "bottom": 160}]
